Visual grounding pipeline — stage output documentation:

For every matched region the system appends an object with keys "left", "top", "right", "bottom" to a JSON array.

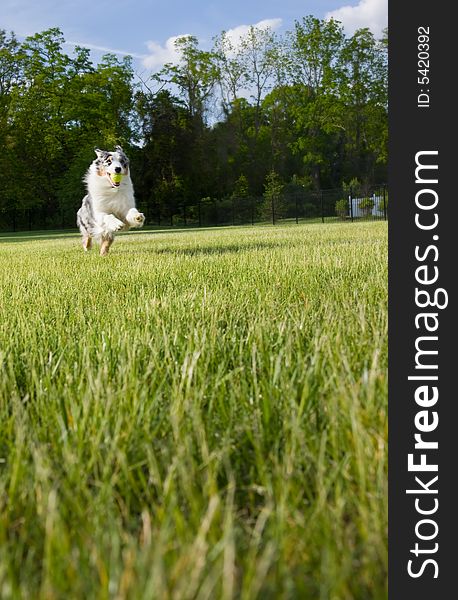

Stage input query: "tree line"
[{"left": 0, "top": 19, "right": 387, "bottom": 228}]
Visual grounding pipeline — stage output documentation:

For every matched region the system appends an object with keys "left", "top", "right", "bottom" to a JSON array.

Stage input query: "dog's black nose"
[{"left": 115, "top": 167, "right": 121, "bottom": 173}]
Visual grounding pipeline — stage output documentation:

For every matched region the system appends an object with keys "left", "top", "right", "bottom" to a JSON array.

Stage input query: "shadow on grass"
[
  {"left": 0, "top": 225, "right": 243, "bottom": 244},
  {"left": 0, "top": 219, "right": 384, "bottom": 245},
  {"left": 0, "top": 218, "right": 335, "bottom": 247},
  {"left": 136, "top": 240, "right": 294, "bottom": 257},
  {"left": 0, "top": 230, "right": 80, "bottom": 244}
]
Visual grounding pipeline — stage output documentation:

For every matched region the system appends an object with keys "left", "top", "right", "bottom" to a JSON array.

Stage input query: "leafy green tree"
[
  {"left": 286, "top": 17, "right": 346, "bottom": 188},
  {"left": 0, "top": 30, "right": 23, "bottom": 119},
  {"left": 263, "top": 170, "right": 284, "bottom": 224},
  {"left": 211, "top": 24, "right": 283, "bottom": 194},
  {"left": 152, "top": 37, "right": 220, "bottom": 206},
  {"left": 239, "top": 26, "right": 279, "bottom": 136},
  {"left": 133, "top": 89, "right": 193, "bottom": 222},
  {"left": 212, "top": 31, "right": 249, "bottom": 114},
  {"left": 339, "top": 28, "right": 388, "bottom": 182},
  {"left": 4, "top": 28, "right": 135, "bottom": 220},
  {"left": 0, "top": 30, "right": 25, "bottom": 211},
  {"left": 155, "top": 36, "right": 219, "bottom": 122},
  {"left": 0, "top": 19, "right": 388, "bottom": 231},
  {"left": 231, "top": 174, "right": 249, "bottom": 199}
]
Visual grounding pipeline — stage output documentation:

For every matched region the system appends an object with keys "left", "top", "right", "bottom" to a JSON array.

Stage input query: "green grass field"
[{"left": 0, "top": 222, "right": 387, "bottom": 599}]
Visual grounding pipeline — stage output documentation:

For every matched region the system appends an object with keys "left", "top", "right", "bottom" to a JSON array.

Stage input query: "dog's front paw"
[
  {"left": 126, "top": 209, "right": 145, "bottom": 228},
  {"left": 104, "top": 214, "right": 124, "bottom": 232},
  {"left": 134, "top": 212, "right": 145, "bottom": 227}
]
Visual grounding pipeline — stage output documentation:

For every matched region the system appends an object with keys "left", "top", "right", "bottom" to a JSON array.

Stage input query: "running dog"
[{"left": 77, "top": 146, "right": 145, "bottom": 255}]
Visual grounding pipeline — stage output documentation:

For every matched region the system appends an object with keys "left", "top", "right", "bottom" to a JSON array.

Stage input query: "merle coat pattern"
[{"left": 77, "top": 146, "right": 145, "bottom": 255}]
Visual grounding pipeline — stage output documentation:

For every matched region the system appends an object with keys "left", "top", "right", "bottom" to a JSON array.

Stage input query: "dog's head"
[{"left": 93, "top": 145, "right": 130, "bottom": 188}]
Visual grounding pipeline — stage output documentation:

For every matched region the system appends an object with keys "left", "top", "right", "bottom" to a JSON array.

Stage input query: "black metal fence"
[{"left": 0, "top": 185, "right": 387, "bottom": 232}]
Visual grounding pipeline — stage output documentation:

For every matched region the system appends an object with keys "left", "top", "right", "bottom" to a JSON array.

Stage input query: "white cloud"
[
  {"left": 142, "top": 35, "right": 192, "bottom": 70},
  {"left": 224, "top": 18, "right": 283, "bottom": 49},
  {"left": 325, "top": 0, "right": 387, "bottom": 37},
  {"left": 141, "top": 18, "right": 283, "bottom": 71}
]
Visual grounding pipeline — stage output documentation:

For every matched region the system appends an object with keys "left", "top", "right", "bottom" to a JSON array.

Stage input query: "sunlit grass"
[{"left": 0, "top": 222, "right": 387, "bottom": 599}]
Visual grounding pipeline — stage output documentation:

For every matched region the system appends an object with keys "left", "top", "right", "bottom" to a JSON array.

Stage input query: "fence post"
[
  {"left": 349, "top": 187, "right": 354, "bottom": 223},
  {"left": 295, "top": 193, "right": 299, "bottom": 224},
  {"left": 383, "top": 185, "right": 387, "bottom": 221},
  {"left": 320, "top": 191, "right": 324, "bottom": 223}
]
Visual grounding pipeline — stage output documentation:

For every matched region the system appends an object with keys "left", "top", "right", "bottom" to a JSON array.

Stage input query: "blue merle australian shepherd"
[{"left": 77, "top": 146, "right": 145, "bottom": 256}]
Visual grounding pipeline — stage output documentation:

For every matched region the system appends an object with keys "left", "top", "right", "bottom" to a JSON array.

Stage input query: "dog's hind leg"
[
  {"left": 82, "top": 236, "right": 93, "bottom": 251},
  {"left": 77, "top": 197, "right": 95, "bottom": 252},
  {"left": 100, "top": 233, "right": 114, "bottom": 256}
]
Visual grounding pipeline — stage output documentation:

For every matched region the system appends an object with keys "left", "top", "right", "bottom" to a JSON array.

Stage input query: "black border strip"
[{"left": 389, "top": 2, "right": 456, "bottom": 597}]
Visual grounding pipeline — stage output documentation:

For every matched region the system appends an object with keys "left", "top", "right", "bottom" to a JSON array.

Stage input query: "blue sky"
[{"left": 1, "top": 0, "right": 387, "bottom": 70}]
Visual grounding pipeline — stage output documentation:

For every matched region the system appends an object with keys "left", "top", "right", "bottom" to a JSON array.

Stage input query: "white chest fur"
[{"left": 86, "top": 169, "right": 136, "bottom": 219}]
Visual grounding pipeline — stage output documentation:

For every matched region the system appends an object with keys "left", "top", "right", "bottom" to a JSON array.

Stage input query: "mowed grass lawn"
[{"left": 0, "top": 222, "right": 387, "bottom": 599}]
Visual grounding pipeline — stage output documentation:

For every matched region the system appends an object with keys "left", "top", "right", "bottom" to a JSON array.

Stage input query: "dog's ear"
[
  {"left": 115, "top": 145, "right": 129, "bottom": 167},
  {"left": 94, "top": 148, "right": 106, "bottom": 159}
]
